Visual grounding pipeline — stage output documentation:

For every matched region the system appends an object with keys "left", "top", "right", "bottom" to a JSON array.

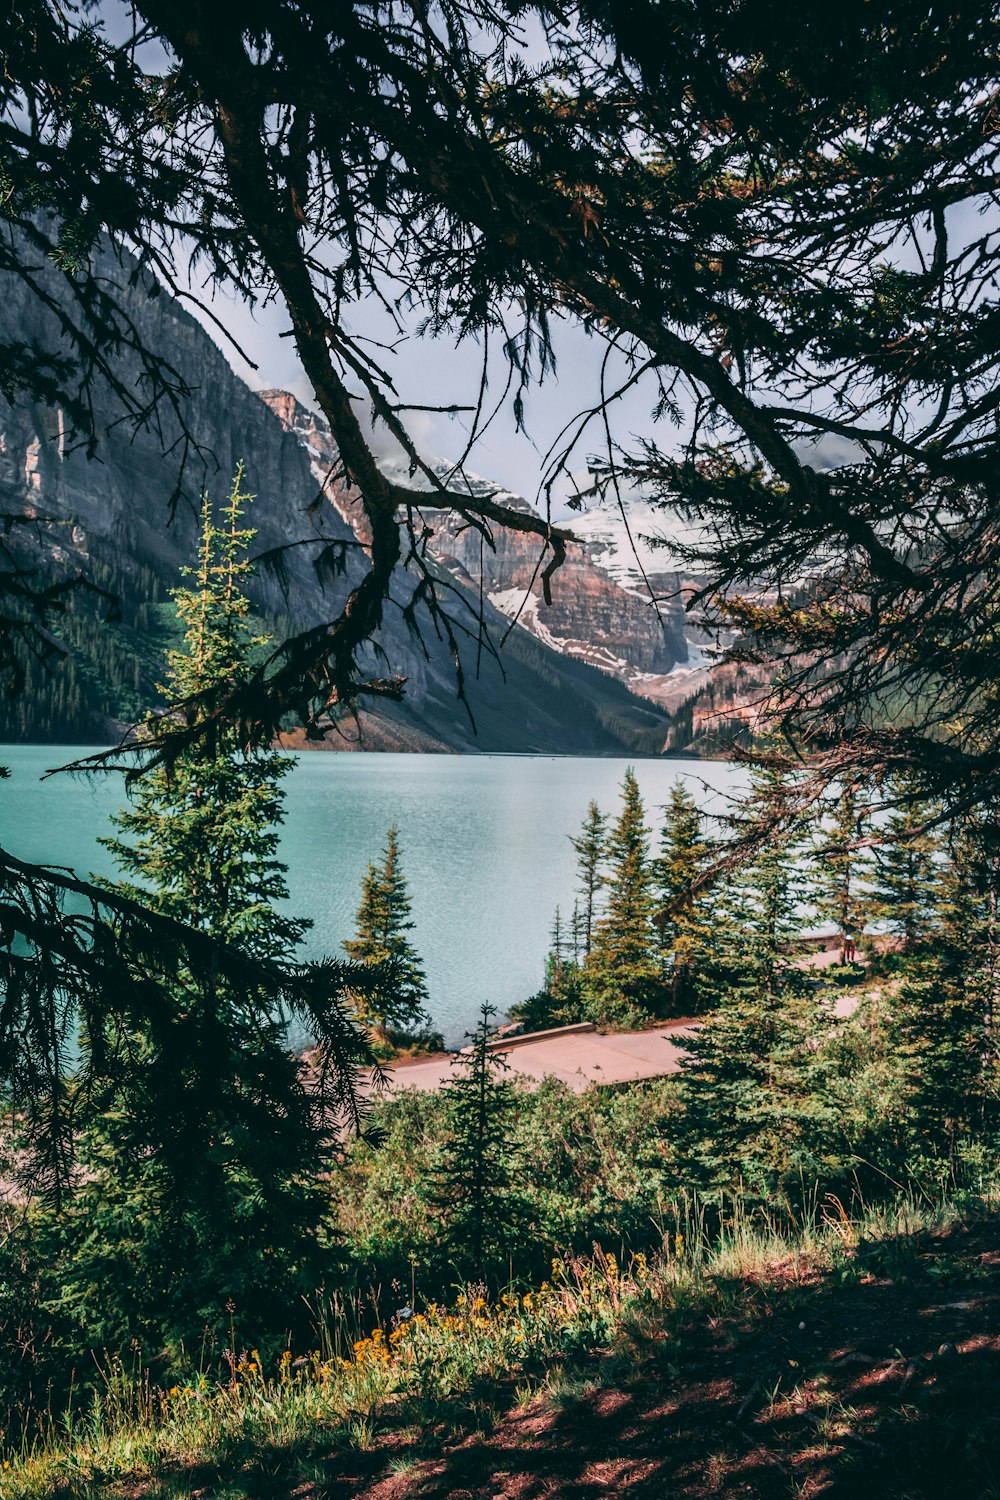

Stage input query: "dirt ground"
[{"left": 310, "top": 1217, "right": 1000, "bottom": 1500}]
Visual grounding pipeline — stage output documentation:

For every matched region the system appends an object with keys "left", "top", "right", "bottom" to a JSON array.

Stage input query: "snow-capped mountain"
[
  {"left": 258, "top": 391, "right": 715, "bottom": 714},
  {"left": 568, "top": 500, "right": 693, "bottom": 596},
  {"left": 0, "top": 236, "right": 671, "bottom": 758}
]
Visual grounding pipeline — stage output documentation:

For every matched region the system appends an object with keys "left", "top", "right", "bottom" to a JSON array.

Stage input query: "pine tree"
[
  {"left": 584, "top": 768, "right": 663, "bottom": 1023},
  {"left": 434, "top": 1004, "right": 525, "bottom": 1280},
  {"left": 717, "top": 755, "right": 806, "bottom": 984},
  {"left": 100, "top": 469, "right": 306, "bottom": 961},
  {"left": 675, "top": 756, "right": 840, "bottom": 1205},
  {"left": 54, "top": 469, "right": 353, "bottom": 1356},
  {"left": 885, "top": 810, "right": 1000, "bottom": 1182},
  {"left": 569, "top": 900, "right": 583, "bottom": 964},
  {"left": 675, "top": 965, "right": 839, "bottom": 1206},
  {"left": 344, "top": 825, "right": 430, "bottom": 1040},
  {"left": 511, "top": 906, "right": 586, "bottom": 1031},
  {"left": 869, "top": 783, "right": 941, "bottom": 952},
  {"left": 654, "top": 780, "right": 713, "bottom": 1013},
  {"left": 570, "top": 800, "right": 607, "bottom": 957},
  {"left": 812, "top": 784, "right": 872, "bottom": 964}
]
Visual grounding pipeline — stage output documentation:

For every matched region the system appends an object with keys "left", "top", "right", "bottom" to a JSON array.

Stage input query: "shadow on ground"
[
  {"left": 116, "top": 1216, "right": 1000, "bottom": 1500},
  {"left": 346, "top": 1218, "right": 1000, "bottom": 1500}
]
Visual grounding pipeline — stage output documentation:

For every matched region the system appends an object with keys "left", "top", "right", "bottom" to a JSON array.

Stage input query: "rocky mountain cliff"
[
  {"left": 0, "top": 233, "right": 671, "bottom": 755},
  {"left": 258, "top": 392, "right": 719, "bottom": 719}
]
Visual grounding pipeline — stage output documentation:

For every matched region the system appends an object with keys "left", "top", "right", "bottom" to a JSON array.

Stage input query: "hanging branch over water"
[{"left": 5, "top": 1, "right": 998, "bottom": 801}]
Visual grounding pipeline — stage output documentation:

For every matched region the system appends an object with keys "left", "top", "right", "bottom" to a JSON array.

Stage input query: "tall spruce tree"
[
  {"left": 869, "top": 785, "right": 941, "bottom": 952},
  {"left": 676, "top": 758, "right": 839, "bottom": 1204},
  {"left": 100, "top": 469, "right": 305, "bottom": 960},
  {"left": 720, "top": 755, "right": 807, "bottom": 982},
  {"left": 655, "top": 780, "right": 713, "bottom": 1013},
  {"left": 434, "top": 1005, "right": 525, "bottom": 1280},
  {"left": 584, "top": 769, "right": 663, "bottom": 1023},
  {"left": 675, "top": 962, "right": 839, "bottom": 1207},
  {"left": 344, "top": 825, "right": 430, "bottom": 1040},
  {"left": 812, "top": 785, "right": 872, "bottom": 964},
  {"left": 571, "top": 801, "right": 607, "bottom": 958},
  {"left": 49, "top": 470, "right": 372, "bottom": 1357},
  {"left": 884, "top": 811, "right": 1000, "bottom": 1183}
]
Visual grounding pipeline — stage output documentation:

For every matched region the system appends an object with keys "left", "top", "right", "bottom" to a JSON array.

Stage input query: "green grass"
[{"left": 1, "top": 1189, "right": 992, "bottom": 1500}]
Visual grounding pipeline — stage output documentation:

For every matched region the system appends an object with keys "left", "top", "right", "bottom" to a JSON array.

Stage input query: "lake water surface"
[{"left": 0, "top": 747, "right": 744, "bottom": 1044}]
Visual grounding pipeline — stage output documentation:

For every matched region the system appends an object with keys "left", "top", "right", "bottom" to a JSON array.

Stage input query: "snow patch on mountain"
[
  {"left": 487, "top": 586, "right": 562, "bottom": 654},
  {"left": 569, "top": 500, "right": 695, "bottom": 592}
]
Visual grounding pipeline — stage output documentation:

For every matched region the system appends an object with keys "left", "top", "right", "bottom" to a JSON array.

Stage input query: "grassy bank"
[{"left": 4, "top": 1190, "right": 998, "bottom": 1499}]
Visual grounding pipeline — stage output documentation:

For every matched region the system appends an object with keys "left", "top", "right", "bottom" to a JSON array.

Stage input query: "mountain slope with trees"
[
  {"left": 2, "top": 5, "right": 1000, "bottom": 1496},
  {"left": 0, "top": 237, "right": 670, "bottom": 754}
]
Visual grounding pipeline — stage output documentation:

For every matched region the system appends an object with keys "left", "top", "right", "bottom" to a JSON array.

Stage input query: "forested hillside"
[{"left": 0, "top": 557, "right": 173, "bottom": 742}]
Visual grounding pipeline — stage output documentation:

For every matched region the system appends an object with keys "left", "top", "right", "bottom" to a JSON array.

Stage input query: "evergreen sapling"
[
  {"left": 435, "top": 1004, "right": 525, "bottom": 1280},
  {"left": 344, "top": 824, "right": 432, "bottom": 1043},
  {"left": 584, "top": 768, "right": 663, "bottom": 1024}
]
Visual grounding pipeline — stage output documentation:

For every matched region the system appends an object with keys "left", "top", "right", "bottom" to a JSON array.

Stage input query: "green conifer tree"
[
  {"left": 100, "top": 470, "right": 305, "bottom": 960},
  {"left": 676, "top": 756, "right": 840, "bottom": 1204},
  {"left": 716, "top": 754, "right": 806, "bottom": 983},
  {"left": 675, "top": 965, "right": 839, "bottom": 1206},
  {"left": 869, "top": 784, "right": 941, "bottom": 952},
  {"left": 434, "top": 1004, "right": 525, "bottom": 1280},
  {"left": 812, "top": 784, "right": 872, "bottom": 964},
  {"left": 545, "top": 906, "right": 587, "bottom": 1019},
  {"left": 511, "top": 906, "right": 586, "bottom": 1031},
  {"left": 344, "top": 825, "right": 430, "bottom": 1040},
  {"left": 654, "top": 780, "right": 713, "bottom": 1013},
  {"left": 48, "top": 469, "right": 368, "bottom": 1357},
  {"left": 569, "top": 900, "right": 583, "bottom": 964},
  {"left": 885, "top": 811, "right": 1000, "bottom": 1182},
  {"left": 584, "top": 768, "right": 663, "bottom": 1023},
  {"left": 571, "top": 800, "right": 607, "bottom": 957}
]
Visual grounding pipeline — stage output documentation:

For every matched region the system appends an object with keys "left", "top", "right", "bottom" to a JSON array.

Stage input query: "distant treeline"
[
  {"left": 0, "top": 550, "right": 295, "bottom": 743},
  {"left": 0, "top": 554, "right": 175, "bottom": 742}
]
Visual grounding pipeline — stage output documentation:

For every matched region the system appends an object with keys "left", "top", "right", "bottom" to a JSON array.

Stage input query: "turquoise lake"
[{"left": 0, "top": 746, "right": 744, "bottom": 1045}]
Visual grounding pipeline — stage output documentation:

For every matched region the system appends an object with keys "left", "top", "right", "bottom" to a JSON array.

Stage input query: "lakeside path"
[
  {"left": 385, "top": 960, "right": 861, "bottom": 1097},
  {"left": 385, "top": 1020, "right": 697, "bottom": 1096}
]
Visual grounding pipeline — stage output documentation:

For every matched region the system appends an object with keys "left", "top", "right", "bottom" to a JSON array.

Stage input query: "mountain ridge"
[
  {"left": 0, "top": 236, "right": 673, "bottom": 755},
  {"left": 257, "top": 389, "right": 718, "bottom": 717}
]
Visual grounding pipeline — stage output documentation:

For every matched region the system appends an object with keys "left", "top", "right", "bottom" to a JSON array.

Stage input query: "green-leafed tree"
[
  {"left": 513, "top": 905, "right": 586, "bottom": 1031},
  {"left": 344, "top": 825, "right": 431, "bottom": 1041},
  {"left": 100, "top": 470, "right": 306, "bottom": 960},
  {"left": 676, "top": 758, "right": 840, "bottom": 1205},
  {"left": 884, "top": 811, "right": 1000, "bottom": 1185},
  {"left": 434, "top": 1004, "right": 525, "bottom": 1281},
  {"left": 654, "top": 780, "right": 713, "bottom": 1014},
  {"left": 571, "top": 801, "right": 607, "bottom": 958},
  {"left": 812, "top": 785, "right": 872, "bottom": 964},
  {"left": 716, "top": 755, "right": 808, "bottom": 983},
  {"left": 546, "top": 905, "right": 585, "bottom": 1019},
  {"left": 584, "top": 768, "right": 663, "bottom": 1025},
  {"left": 675, "top": 963, "right": 840, "bottom": 1209}
]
